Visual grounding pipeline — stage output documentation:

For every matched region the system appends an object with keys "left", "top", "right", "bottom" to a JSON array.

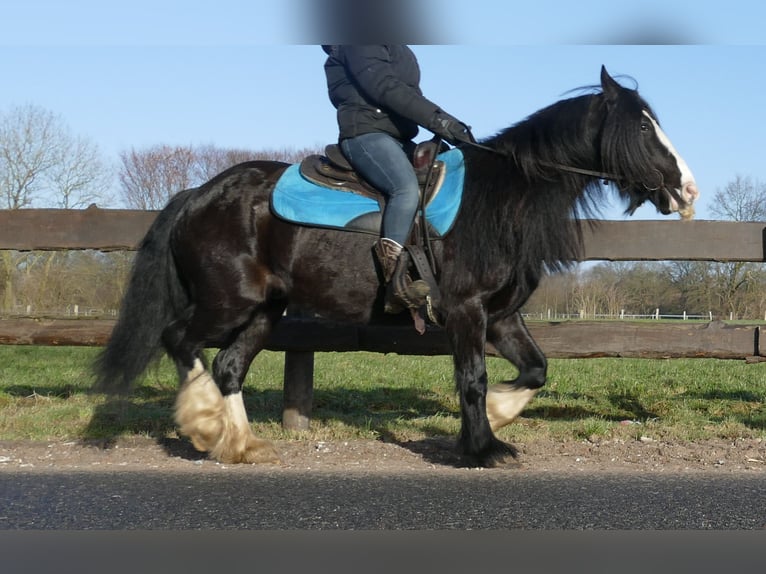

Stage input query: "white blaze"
[{"left": 644, "top": 111, "right": 698, "bottom": 210}]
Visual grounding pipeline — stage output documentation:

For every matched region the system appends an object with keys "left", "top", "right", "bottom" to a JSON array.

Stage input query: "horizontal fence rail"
[
  {"left": 2, "top": 208, "right": 764, "bottom": 429},
  {"left": 0, "top": 208, "right": 764, "bottom": 260},
  {"left": 0, "top": 316, "right": 760, "bottom": 360}
]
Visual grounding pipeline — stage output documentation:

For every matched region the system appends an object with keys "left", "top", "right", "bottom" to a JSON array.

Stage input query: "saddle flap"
[
  {"left": 324, "top": 144, "right": 353, "bottom": 171},
  {"left": 299, "top": 155, "right": 383, "bottom": 202}
]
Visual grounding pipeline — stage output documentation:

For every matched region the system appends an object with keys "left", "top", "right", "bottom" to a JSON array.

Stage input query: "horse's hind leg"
[
  {"left": 169, "top": 303, "right": 284, "bottom": 464},
  {"left": 207, "top": 306, "right": 286, "bottom": 464},
  {"left": 485, "top": 311, "right": 547, "bottom": 431},
  {"left": 162, "top": 309, "right": 221, "bottom": 453}
]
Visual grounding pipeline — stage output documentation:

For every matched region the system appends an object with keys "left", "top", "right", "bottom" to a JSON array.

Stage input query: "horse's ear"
[{"left": 600, "top": 65, "right": 621, "bottom": 103}]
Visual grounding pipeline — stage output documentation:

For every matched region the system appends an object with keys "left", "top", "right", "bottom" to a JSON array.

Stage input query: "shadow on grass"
[
  {"left": 680, "top": 389, "right": 766, "bottom": 431},
  {"left": 5, "top": 383, "right": 84, "bottom": 400},
  {"left": 524, "top": 388, "right": 660, "bottom": 423},
  {"left": 741, "top": 412, "right": 766, "bottom": 431},
  {"left": 527, "top": 387, "right": 766, "bottom": 432},
  {"left": 80, "top": 385, "right": 454, "bottom": 462},
  {"left": 688, "top": 389, "right": 764, "bottom": 403}
]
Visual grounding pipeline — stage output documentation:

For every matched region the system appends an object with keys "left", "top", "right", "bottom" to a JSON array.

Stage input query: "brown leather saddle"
[{"left": 299, "top": 140, "right": 446, "bottom": 210}]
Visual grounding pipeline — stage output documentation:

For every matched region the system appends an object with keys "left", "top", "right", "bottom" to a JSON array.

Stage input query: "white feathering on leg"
[
  {"left": 486, "top": 384, "right": 539, "bottom": 431},
  {"left": 174, "top": 360, "right": 280, "bottom": 464},
  {"left": 174, "top": 359, "right": 225, "bottom": 453}
]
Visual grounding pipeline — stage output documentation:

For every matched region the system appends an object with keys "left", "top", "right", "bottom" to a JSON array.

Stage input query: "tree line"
[
  {"left": 526, "top": 175, "right": 766, "bottom": 321},
  {"left": 525, "top": 259, "right": 766, "bottom": 321},
  {"left": 1, "top": 103, "right": 765, "bottom": 319}
]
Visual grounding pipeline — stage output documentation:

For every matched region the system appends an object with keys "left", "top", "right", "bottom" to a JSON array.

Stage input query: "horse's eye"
[{"left": 640, "top": 122, "right": 651, "bottom": 132}]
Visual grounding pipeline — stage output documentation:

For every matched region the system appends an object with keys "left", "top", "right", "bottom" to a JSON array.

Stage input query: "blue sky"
[{"left": 2, "top": 1, "right": 765, "bottom": 219}]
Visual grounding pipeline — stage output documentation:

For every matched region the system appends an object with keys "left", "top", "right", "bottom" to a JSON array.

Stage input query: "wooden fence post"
[
  {"left": 280, "top": 308, "right": 317, "bottom": 431},
  {"left": 282, "top": 351, "right": 315, "bottom": 431}
]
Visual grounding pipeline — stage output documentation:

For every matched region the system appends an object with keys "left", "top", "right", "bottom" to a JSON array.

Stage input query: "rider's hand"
[{"left": 430, "top": 111, "right": 476, "bottom": 146}]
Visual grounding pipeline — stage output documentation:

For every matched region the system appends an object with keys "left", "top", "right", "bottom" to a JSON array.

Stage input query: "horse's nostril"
[{"left": 683, "top": 181, "right": 699, "bottom": 202}]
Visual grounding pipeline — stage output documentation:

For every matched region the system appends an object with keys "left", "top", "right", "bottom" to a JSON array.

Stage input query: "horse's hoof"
[
  {"left": 457, "top": 438, "right": 520, "bottom": 468},
  {"left": 215, "top": 437, "right": 281, "bottom": 465},
  {"left": 483, "top": 451, "right": 522, "bottom": 469},
  {"left": 240, "top": 437, "right": 281, "bottom": 465}
]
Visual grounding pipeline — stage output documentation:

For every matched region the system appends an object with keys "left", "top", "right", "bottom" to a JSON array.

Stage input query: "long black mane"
[{"left": 449, "top": 82, "right": 659, "bottom": 298}]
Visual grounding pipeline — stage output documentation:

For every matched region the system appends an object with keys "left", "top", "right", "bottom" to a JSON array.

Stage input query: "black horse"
[{"left": 94, "top": 67, "right": 698, "bottom": 467}]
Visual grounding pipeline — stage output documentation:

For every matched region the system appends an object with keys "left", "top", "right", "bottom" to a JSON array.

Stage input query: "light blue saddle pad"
[{"left": 270, "top": 148, "right": 466, "bottom": 236}]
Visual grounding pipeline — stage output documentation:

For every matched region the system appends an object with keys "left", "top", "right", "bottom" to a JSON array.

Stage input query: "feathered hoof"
[
  {"left": 486, "top": 384, "right": 539, "bottom": 431},
  {"left": 174, "top": 364, "right": 225, "bottom": 454},
  {"left": 458, "top": 437, "right": 520, "bottom": 469},
  {"left": 174, "top": 364, "right": 280, "bottom": 464},
  {"left": 212, "top": 435, "right": 281, "bottom": 465}
]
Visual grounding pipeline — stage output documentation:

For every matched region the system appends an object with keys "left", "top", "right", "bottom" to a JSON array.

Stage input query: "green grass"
[{"left": 0, "top": 346, "right": 764, "bottom": 444}]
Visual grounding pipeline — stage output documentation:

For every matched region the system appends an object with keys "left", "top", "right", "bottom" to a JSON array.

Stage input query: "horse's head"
[{"left": 599, "top": 66, "right": 698, "bottom": 219}]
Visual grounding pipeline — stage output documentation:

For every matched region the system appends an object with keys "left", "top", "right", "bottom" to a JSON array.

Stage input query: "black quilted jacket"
[{"left": 322, "top": 45, "right": 441, "bottom": 142}]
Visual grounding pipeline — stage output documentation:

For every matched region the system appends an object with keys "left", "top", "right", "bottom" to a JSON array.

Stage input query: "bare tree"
[
  {"left": 0, "top": 104, "right": 57, "bottom": 208},
  {"left": 47, "top": 134, "right": 113, "bottom": 208},
  {"left": 192, "top": 144, "right": 259, "bottom": 183},
  {"left": 118, "top": 145, "right": 197, "bottom": 209},
  {"left": 706, "top": 175, "right": 766, "bottom": 318},
  {"left": 524, "top": 270, "right": 579, "bottom": 318},
  {"left": 0, "top": 103, "right": 111, "bottom": 209},
  {"left": 191, "top": 145, "right": 317, "bottom": 182},
  {"left": 0, "top": 104, "right": 112, "bottom": 312},
  {"left": 709, "top": 175, "right": 766, "bottom": 222},
  {"left": 118, "top": 144, "right": 320, "bottom": 209},
  {"left": 662, "top": 260, "right": 712, "bottom": 314}
]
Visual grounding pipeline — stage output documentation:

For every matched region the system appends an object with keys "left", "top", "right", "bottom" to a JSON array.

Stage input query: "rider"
[{"left": 322, "top": 44, "right": 476, "bottom": 314}]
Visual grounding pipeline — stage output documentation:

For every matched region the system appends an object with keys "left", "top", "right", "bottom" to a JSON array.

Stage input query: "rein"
[{"left": 463, "top": 141, "right": 622, "bottom": 183}]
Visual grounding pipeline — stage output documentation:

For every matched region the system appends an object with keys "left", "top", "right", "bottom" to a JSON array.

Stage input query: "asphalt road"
[{"left": 2, "top": 470, "right": 764, "bottom": 529}]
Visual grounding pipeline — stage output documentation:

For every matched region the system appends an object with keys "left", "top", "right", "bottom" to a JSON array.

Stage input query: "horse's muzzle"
[{"left": 673, "top": 181, "right": 698, "bottom": 220}]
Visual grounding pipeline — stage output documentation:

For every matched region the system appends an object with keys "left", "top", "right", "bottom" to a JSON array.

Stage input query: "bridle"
[
  {"left": 463, "top": 140, "right": 623, "bottom": 183},
  {"left": 463, "top": 140, "right": 690, "bottom": 215}
]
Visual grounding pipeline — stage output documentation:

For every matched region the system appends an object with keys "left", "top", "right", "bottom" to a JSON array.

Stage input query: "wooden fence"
[{"left": 1, "top": 208, "right": 764, "bottom": 429}]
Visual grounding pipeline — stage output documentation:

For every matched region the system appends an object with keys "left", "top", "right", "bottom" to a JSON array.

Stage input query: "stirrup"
[{"left": 385, "top": 250, "right": 430, "bottom": 314}]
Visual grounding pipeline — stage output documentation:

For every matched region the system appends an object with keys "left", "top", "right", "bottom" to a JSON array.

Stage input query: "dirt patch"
[{"left": 1, "top": 436, "right": 765, "bottom": 474}]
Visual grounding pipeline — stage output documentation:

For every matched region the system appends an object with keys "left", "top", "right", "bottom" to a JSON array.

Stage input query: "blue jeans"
[{"left": 340, "top": 132, "right": 419, "bottom": 246}]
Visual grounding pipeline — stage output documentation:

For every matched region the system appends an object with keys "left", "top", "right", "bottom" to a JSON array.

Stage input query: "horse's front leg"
[
  {"left": 485, "top": 311, "right": 547, "bottom": 431},
  {"left": 446, "top": 298, "right": 518, "bottom": 467}
]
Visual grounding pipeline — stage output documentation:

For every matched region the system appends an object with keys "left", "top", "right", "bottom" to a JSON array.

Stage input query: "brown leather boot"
[{"left": 374, "top": 238, "right": 430, "bottom": 314}]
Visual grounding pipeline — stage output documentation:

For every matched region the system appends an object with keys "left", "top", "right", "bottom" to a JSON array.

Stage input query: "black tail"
[{"left": 93, "top": 190, "right": 194, "bottom": 394}]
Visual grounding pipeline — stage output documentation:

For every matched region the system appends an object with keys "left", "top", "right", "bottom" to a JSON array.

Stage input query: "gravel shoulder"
[{"left": 1, "top": 436, "right": 765, "bottom": 474}]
